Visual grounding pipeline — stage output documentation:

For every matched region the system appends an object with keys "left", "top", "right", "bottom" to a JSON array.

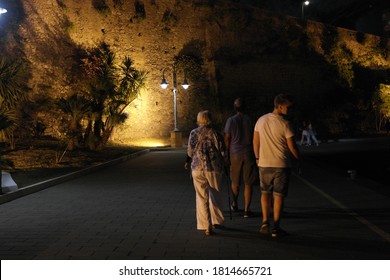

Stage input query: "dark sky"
[
  {"left": 309, "top": 0, "right": 390, "bottom": 36},
  {"left": 246, "top": 0, "right": 390, "bottom": 36}
]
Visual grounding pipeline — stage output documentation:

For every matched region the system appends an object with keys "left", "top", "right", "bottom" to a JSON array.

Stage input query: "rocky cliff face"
[{"left": 4, "top": 0, "right": 390, "bottom": 144}]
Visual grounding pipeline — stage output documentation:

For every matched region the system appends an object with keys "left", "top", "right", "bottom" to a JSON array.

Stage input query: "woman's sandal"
[{"left": 205, "top": 229, "right": 212, "bottom": 236}]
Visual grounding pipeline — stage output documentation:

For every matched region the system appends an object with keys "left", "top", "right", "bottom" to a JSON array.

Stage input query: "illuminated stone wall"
[
  {"left": 16, "top": 0, "right": 211, "bottom": 145},
  {"left": 11, "top": 0, "right": 390, "bottom": 145}
]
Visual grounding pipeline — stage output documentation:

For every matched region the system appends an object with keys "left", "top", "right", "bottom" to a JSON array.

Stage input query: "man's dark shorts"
[
  {"left": 259, "top": 167, "right": 291, "bottom": 197},
  {"left": 230, "top": 151, "right": 257, "bottom": 186}
]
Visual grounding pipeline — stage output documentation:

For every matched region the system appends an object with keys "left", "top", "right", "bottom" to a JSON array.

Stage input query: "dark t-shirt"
[{"left": 224, "top": 113, "right": 253, "bottom": 155}]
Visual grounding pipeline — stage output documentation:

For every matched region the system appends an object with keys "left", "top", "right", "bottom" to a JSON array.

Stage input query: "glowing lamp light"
[
  {"left": 0, "top": 8, "right": 7, "bottom": 14},
  {"left": 301, "top": 1, "right": 310, "bottom": 19},
  {"left": 182, "top": 78, "right": 189, "bottom": 90},
  {"left": 160, "top": 77, "right": 168, "bottom": 89}
]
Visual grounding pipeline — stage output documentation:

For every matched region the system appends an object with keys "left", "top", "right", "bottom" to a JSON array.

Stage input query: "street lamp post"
[
  {"left": 160, "top": 65, "right": 189, "bottom": 147},
  {"left": 301, "top": 1, "right": 310, "bottom": 19}
]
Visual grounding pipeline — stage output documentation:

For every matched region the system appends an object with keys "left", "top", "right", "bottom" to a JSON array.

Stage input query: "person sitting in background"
[
  {"left": 307, "top": 121, "right": 319, "bottom": 146},
  {"left": 299, "top": 121, "right": 310, "bottom": 146}
]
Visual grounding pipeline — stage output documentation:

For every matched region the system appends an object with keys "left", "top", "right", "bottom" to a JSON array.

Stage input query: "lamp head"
[
  {"left": 0, "top": 8, "right": 7, "bottom": 14},
  {"left": 304, "top": 1, "right": 310, "bottom": 6},
  {"left": 160, "top": 77, "right": 169, "bottom": 89},
  {"left": 182, "top": 78, "right": 189, "bottom": 90}
]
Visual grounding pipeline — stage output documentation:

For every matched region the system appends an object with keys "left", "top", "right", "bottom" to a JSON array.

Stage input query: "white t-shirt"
[{"left": 254, "top": 113, "right": 295, "bottom": 168}]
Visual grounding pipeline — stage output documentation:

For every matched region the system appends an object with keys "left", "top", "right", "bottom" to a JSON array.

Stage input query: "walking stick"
[{"left": 224, "top": 167, "right": 232, "bottom": 220}]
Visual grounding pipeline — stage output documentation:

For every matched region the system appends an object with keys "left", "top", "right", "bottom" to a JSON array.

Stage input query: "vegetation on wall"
[
  {"left": 206, "top": 6, "right": 390, "bottom": 138},
  {"left": 372, "top": 84, "right": 390, "bottom": 131},
  {"left": 325, "top": 31, "right": 389, "bottom": 135},
  {"left": 310, "top": 31, "right": 389, "bottom": 136}
]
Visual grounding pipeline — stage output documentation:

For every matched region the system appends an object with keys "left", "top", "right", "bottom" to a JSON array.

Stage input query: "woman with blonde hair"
[{"left": 185, "top": 110, "right": 227, "bottom": 236}]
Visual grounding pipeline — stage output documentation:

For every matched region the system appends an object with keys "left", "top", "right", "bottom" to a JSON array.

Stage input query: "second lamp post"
[
  {"left": 301, "top": 1, "right": 310, "bottom": 19},
  {"left": 160, "top": 65, "right": 189, "bottom": 147}
]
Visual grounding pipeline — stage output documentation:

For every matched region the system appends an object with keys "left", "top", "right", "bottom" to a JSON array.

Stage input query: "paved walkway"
[{"left": 0, "top": 147, "right": 389, "bottom": 260}]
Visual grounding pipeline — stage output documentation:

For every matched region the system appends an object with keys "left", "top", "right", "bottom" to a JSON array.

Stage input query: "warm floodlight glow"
[
  {"left": 0, "top": 8, "right": 7, "bottom": 14},
  {"left": 122, "top": 138, "right": 168, "bottom": 147},
  {"left": 137, "top": 140, "right": 167, "bottom": 147}
]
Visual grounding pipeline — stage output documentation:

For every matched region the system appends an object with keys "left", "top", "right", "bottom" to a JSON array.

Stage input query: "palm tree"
[
  {"left": 0, "top": 57, "right": 27, "bottom": 148},
  {"left": 56, "top": 93, "right": 92, "bottom": 150},
  {"left": 81, "top": 42, "right": 117, "bottom": 150},
  {"left": 80, "top": 43, "right": 148, "bottom": 151},
  {"left": 0, "top": 58, "right": 25, "bottom": 109},
  {"left": 116, "top": 56, "right": 148, "bottom": 111},
  {"left": 97, "top": 56, "right": 148, "bottom": 150}
]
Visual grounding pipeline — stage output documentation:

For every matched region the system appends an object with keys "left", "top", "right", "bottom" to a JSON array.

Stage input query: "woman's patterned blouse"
[{"left": 187, "top": 126, "right": 226, "bottom": 172}]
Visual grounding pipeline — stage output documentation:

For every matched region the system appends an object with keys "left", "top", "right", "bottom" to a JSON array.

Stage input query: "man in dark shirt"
[{"left": 224, "top": 98, "right": 257, "bottom": 218}]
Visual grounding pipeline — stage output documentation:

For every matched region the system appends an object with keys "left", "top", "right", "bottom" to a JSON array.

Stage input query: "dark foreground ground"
[
  {"left": 301, "top": 137, "right": 390, "bottom": 196},
  {"left": 0, "top": 137, "right": 389, "bottom": 260}
]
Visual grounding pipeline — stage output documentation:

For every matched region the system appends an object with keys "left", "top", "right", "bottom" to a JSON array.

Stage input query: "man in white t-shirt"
[{"left": 253, "top": 94, "right": 299, "bottom": 237}]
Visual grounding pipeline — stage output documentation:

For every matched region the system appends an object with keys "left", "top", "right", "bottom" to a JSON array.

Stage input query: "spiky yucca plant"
[
  {"left": 0, "top": 58, "right": 24, "bottom": 109},
  {"left": 0, "top": 57, "right": 27, "bottom": 149},
  {"left": 79, "top": 43, "right": 147, "bottom": 151},
  {"left": 56, "top": 94, "right": 92, "bottom": 150}
]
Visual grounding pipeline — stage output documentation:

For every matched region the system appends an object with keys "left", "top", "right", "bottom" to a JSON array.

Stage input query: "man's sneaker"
[
  {"left": 243, "top": 210, "right": 254, "bottom": 218},
  {"left": 271, "top": 227, "right": 288, "bottom": 237},
  {"left": 259, "top": 221, "right": 270, "bottom": 235},
  {"left": 230, "top": 204, "right": 238, "bottom": 212}
]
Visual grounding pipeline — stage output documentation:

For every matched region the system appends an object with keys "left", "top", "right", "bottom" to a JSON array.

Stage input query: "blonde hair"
[{"left": 197, "top": 110, "right": 212, "bottom": 127}]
